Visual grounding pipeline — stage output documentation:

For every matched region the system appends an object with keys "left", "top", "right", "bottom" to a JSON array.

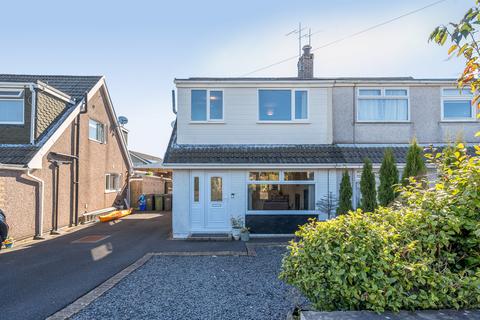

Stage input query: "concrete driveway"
[{"left": 0, "top": 212, "right": 173, "bottom": 320}]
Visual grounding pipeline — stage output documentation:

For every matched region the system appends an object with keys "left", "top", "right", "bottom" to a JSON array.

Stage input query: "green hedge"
[{"left": 280, "top": 145, "right": 480, "bottom": 312}]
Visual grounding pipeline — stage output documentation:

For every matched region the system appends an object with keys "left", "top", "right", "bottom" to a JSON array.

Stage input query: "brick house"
[{"left": 0, "top": 74, "right": 133, "bottom": 240}]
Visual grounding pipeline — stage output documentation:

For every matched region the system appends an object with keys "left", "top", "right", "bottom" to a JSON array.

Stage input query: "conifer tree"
[
  {"left": 402, "top": 139, "right": 426, "bottom": 185},
  {"left": 360, "top": 158, "right": 377, "bottom": 212},
  {"left": 378, "top": 148, "right": 399, "bottom": 206},
  {"left": 336, "top": 171, "right": 353, "bottom": 215}
]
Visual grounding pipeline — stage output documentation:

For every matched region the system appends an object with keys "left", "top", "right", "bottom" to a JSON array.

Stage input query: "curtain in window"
[{"left": 358, "top": 99, "right": 407, "bottom": 121}]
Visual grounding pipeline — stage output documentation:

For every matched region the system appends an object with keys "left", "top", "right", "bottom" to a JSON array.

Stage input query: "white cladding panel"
[
  {"left": 172, "top": 170, "right": 190, "bottom": 238},
  {"left": 176, "top": 87, "right": 332, "bottom": 144}
]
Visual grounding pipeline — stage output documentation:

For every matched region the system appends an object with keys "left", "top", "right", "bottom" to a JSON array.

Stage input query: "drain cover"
[{"left": 72, "top": 235, "right": 110, "bottom": 243}]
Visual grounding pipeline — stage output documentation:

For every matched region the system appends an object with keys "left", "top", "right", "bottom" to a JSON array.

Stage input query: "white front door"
[{"left": 205, "top": 172, "right": 229, "bottom": 229}]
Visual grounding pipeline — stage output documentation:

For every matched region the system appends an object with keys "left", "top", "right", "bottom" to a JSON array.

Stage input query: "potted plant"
[
  {"left": 240, "top": 227, "right": 250, "bottom": 242},
  {"left": 230, "top": 216, "right": 243, "bottom": 240},
  {"left": 3, "top": 237, "right": 13, "bottom": 249}
]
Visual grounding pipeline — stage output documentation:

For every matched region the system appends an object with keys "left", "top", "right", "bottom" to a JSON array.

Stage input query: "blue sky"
[{"left": 0, "top": 0, "right": 472, "bottom": 156}]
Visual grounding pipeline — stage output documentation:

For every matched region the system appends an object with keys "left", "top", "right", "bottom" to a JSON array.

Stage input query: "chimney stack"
[{"left": 297, "top": 45, "right": 314, "bottom": 79}]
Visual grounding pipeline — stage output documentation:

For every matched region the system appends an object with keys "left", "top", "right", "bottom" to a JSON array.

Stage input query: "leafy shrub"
[{"left": 281, "top": 144, "right": 480, "bottom": 312}]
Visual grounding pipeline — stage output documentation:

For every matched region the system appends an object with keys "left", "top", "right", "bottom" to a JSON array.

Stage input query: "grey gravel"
[{"left": 72, "top": 246, "right": 308, "bottom": 320}]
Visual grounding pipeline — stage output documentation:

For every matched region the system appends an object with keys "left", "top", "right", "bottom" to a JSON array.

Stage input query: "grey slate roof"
[
  {"left": 163, "top": 125, "right": 411, "bottom": 165},
  {"left": 0, "top": 74, "right": 103, "bottom": 165},
  {"left": 0, "top": 74, "right": 102, "bottom": 101},
  {"left": 0, "top": 146, "right": 40, "bottom": 166}
]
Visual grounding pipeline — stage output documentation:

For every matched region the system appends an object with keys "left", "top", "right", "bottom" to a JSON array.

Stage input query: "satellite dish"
[{"left": 118, "top": 116, "right": 129, "bottom": 125}]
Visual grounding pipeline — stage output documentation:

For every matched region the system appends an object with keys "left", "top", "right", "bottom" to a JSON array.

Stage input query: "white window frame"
[
  {"left": 88, "top": 118, "right": 106, "bottom": 143},
  {"left": 190, "top": 89, "right": 224, "bottom": 123},
  {"left": 257, "top": 88, "right": 310, "bottom": 123},
  {"left": 440, "top": 87, "right": 477, "bottom": 122},
  {"left": 356, "top": 87, "right": 410, "bottom": 123},
  {"left": 246, "top": 170, "right": 316, "bottom": 215},
  {"left": 0, "top": 89, "right": 25, "bottom": 125},
  {"left": 105, "top": 173, "right": 122, "bottom": 193}
]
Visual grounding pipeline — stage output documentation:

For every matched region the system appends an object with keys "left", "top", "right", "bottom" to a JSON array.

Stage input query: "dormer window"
[
  {"left": 0, "top": 89, "right": 24, "bottom": 125},
  {"left": 191, "top": 89, "right": 224, "bottom": 122}
]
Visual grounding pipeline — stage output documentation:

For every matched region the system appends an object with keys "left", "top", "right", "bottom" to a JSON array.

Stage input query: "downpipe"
[{"left": 26, "top": 170, "right": 45, "bottom": 239}]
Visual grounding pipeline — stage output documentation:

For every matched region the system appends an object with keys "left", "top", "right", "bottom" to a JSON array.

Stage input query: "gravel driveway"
[{"left": 72, "top": 246, "right": 308, "bottom": 320}]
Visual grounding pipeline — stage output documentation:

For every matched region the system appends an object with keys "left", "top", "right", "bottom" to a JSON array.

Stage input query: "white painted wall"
[
  {"left": 171, "top": 168, "right": 345, "bottom": 238},
  {"left": 172, "top": 170, "right": 190, "bottom": 238},
  {"left": 176, "top": 87, "right": 332, "bottom": 144}
]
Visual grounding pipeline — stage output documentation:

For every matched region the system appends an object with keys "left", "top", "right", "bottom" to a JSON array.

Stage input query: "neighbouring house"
[
  {"left": 163, "top": 45, "right": 479, "bottom": 238},
  {"left": 128, "top": 150, "right": 172, "bottom": 211},
  {"left": 0, "top": 74, "right": 133, "bottom": 240},
  {"left": 129, "top": 150, "right": 163, "bottom": 168}
]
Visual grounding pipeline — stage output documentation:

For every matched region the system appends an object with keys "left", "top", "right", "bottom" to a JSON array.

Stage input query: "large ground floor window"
[{"left": 248, "top": 184, "right": 315, "bottom": 211}]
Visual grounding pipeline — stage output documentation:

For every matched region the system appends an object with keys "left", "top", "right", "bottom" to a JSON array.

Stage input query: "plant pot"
[
  {"left": 240, "top": 232, "right": 250, "bottom": 242},
  {"left": 4, "top": 241, "right": 13, "bottom": 249},
  {"left": 232, "top": 228, "right": 241, "bottom": 237}
]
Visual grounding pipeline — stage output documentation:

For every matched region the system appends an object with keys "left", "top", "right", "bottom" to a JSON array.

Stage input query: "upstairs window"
[
  {"left": 357, "top": 88, "right": 409, "bottom": 122},
  {"left": 191, "top": 89, "right": 223, "bottom": 121},
  {"left": 258, "top": 89, "right": 308, "bottom": 121},
  {"left": 0, "top": 89, "right": 24, "bottom": 124},
  {"left": 441, "top": 88, "right": 475, "bottom": 121},
  {"left": 89, "top": 119, "right": 106, "bottom": 143}
]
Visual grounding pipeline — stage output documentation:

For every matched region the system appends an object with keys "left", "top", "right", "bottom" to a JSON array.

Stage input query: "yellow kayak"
[{"left": 99, "top": 209, "right": 132, "bottom": 222}]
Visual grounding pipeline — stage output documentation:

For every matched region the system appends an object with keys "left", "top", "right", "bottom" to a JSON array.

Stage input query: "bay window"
[
  {"left": 357, "top": 88, "right": 409, "bottom": 122},
  {"left": 258, "top": 89, "right": 308, "bottom": 121},
  {"left": 441, "top": 88, "right": 475, "bottom": 121},
  {"left": 248, "top": 171, "right": 315, "bottom": 212}
]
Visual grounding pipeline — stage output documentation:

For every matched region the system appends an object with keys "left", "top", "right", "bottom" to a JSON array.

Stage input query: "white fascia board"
[
  {"left": 36, "top": 81, "right": 74, "bottom": 104},
  {"left": 27, "top": 103, "right": 82, "bottom": 169},
  {"left": 99, "top": 78, "right": 134, "bottom": 173}
]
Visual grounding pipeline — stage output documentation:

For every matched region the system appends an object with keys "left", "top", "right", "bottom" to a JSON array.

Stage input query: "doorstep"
[{"left": 187, "top": 233, "right": 232, "bottom": 241}]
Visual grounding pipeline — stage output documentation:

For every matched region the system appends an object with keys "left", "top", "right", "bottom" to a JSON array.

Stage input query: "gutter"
[{"left": 26, "top": 170, "right": 45, "bottom": 239}]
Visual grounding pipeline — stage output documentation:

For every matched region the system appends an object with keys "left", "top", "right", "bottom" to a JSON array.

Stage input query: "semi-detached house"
[{"left": 163, "top": 45, "right": 479, "bottom": 238}]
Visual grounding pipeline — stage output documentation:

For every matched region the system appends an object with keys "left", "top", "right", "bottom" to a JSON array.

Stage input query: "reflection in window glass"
[
  {"left": 248, "top": 184, "right": 315, "bottom": 210},
  {"left": 209, "top": 91, "right": 223, "bottom": 120},
  {"left": 249, "top": 172, "right": 280, "bottom": 181},
  {"left": 359, "top": 89, "right": 381, "bottom": 96},
  {"left": 295, "top": 90, "right": 308, "bottom": 119},
  {"left": 194, "top": 177, "right": 200, "bottom": 202},
  {"left": 284, "top": 171, "right": 314, "bottom": 181},
  {"left": 385, "top": 89, "right": 407, "bottom": 96},
  {"left": 210, "top": 177, "right": 222, "bottom": 201},
  {"left": 191, "top": 90, "right": 207, "bottom": 121},
  {"left": 443, "top": 100, "right": 472, "bottom": 119},
  {"left": 259, "top": 90, "right": 291, "bottom": 121}
]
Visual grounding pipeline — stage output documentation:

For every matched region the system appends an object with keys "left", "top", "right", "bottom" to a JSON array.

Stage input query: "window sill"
[
  {"left": 89, "top": 138, "right": 106, "bottom": 144},
  {"left": 105, "top": 190, "right": 120, "bottom": 194},
  {"left": 355, "top": 121, "right": 411, "bottom": 124},
  {"left": 439, "top": 119, "right": 478, "bottom": 123},
  {"left": 189, "top": 121, "right": 225, "bottom": 124},
  {"left": 0, "top": 122, "right": 24, "bottom": 126},
  {"left": 256, "top": 121, "right": 311, "bottom": 124}
]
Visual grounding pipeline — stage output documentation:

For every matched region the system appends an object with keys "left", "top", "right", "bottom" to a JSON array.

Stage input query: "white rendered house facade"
[{"left": 163, "top": 49, "right": 479, "bottom": 238}]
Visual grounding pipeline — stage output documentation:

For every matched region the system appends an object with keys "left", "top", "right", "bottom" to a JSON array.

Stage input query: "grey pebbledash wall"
[{"left": 332, "top": 86, "right": 480, "bottom": 144}]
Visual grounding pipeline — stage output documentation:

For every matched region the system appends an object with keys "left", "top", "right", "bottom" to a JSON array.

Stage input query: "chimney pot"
[{"left": 297, "top": 45, "right": 314, "bottom": 79}]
